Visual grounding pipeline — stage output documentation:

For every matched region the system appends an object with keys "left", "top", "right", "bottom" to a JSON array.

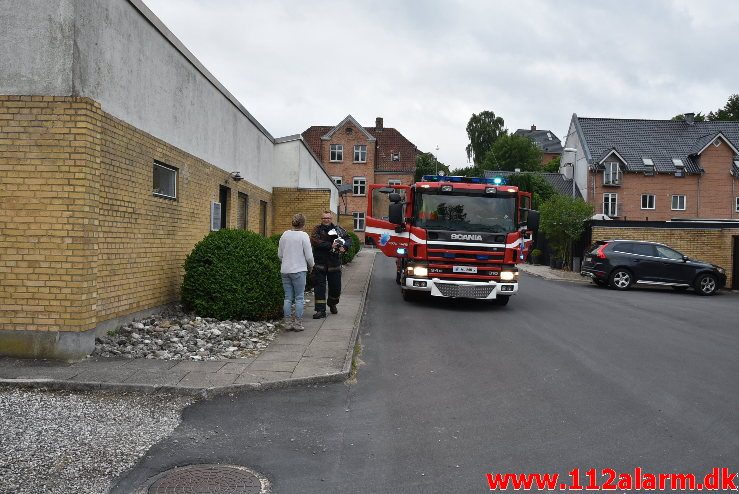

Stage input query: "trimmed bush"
[
  {"left": 181, "top": 229, "right": 283, "bottom": 321},
  {"left": 268, "top": 233, "right": 282, "bottom": 248},
  {"left": 342, "top": 231, "right": 361, "bottom": 264}
]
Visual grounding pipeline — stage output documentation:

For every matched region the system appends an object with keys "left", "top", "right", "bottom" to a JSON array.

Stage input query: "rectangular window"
[
  {"left": 603, "top": 162, "right": 622, "bottom": 185},
  {"left": 153, "top": 161, "right": 177, "bottom": 199},
  {"left": 238, "top": 192, "right": 249, "bottom": 230},
  {"left": 640, "top": 194, "right": 655, "bottom": 210},
  {"left": 260, "top": 200, "right": 268, "bottom": 235},
  {"left": 353, "top": 212, "right": 366, "bottom": 231},
  {"left": 736, "top": 196, "right": 739, "bottom": 213},
  {"left": 391, "top": 152, "right": 400, "bottom": 161},
  {"left": 388, "top": 179, "right": 402, "bottom": 186},
  {"left": 353, "top": 176, "right": 366, "bottom": 195},
  {"left": 354, "top": 145, "right": 367, "bottom": 163},
  {"left": 330, "top": 144, "right": 343, "bottom": 162},
  {"left": 331, "top": 176, "right": 342, "bottom": 185},
  {"left": 603, "top": 193, "right": 618, "bottom": 216},
  {"left": 671, "top": 194, "right": 686, "bottom": 211}
]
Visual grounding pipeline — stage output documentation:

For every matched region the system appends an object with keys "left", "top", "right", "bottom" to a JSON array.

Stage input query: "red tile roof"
[{"left": 302, "top": 124, "right": 420, "bottom": 173}]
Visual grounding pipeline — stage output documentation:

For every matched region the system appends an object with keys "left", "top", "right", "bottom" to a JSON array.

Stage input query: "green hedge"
[
  {"left": 342, "top": 231, "right": 361, "bottom": 264},
  {"left": 181, "top": 229, "right": 283, "bottom": 321}
]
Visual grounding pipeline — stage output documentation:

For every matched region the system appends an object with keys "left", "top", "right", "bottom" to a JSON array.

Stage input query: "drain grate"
[{"left": 146, "top": 464, "right": 269, "bottom": 494}]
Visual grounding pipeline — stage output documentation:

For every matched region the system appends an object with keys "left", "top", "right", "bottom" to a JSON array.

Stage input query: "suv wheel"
[
  {"left": 609, "top": 269, "right": 633, "bottom": 290},
  {"left": 694, "top": 273, "right": 718, "bottom": 296}
]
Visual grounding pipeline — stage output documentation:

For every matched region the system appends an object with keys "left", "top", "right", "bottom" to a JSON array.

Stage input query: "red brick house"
[
  {"left": 302, "top": 116, "right": 420, "bottom": 241},
  {"left": 562, "top": 114, "right": 739, "bottom": 221},
  {"left": 514, "top": 125, "right": 564, "bottom": 166}
]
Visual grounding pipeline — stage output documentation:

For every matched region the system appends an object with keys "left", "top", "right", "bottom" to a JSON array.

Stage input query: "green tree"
[
  {"left": 539, "top": 195, "right": 594, "bottom": 270},
  {"left": 450, "top": 164, "right": 481, "bottom": 177},
  {"left": 708, "top": 94, "right": 739, "bottom": 120},
  {"left": 414, "top": 152, "right": 450, "bottom": 182},
  {"left": 480, "top": 134, "right": 542, "bottom": 172},
  {"left": 542, "top": 155, "right": 561, "bottom": 173},
  {"left": 506, "top": 173, "right": 557, "bottom": 210},
  {"left": 671, "top": 112, "right": 706, "bottom": 122},
  {"left": 465, "top": 111, "right": 507, "bottom": 165}
]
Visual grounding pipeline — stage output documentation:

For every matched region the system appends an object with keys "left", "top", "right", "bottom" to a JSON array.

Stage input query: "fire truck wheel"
[
  {"left": 396, "top": 270, "right": 402, "bottom": 285},
  {"left": 402, "top": 288, "right": 417, "bottom": 302},
  {"left": 492, "top": 295, "right": 510, "bottom": 306}
]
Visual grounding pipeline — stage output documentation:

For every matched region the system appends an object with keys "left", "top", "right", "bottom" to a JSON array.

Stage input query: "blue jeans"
[{"left": 281, "top": 271, "right": 307, "bottom": 319}]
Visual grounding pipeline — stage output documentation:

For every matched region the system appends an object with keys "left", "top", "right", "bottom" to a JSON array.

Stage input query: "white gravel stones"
[
  {"left": 0, "top": 388, "right": 192, "bottom": 494},
  {"left": 93, "top": 306, "right": 281, "bottom": 361}
]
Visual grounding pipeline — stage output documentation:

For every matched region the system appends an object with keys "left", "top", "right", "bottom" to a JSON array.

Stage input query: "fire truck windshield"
[{"left": 414, "top": 191, "right": 517, "bottom": 233}]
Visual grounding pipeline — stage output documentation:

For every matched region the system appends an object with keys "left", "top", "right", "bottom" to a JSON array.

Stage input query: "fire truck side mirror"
[
  {"left": 389, "top": 203, "right": 404, "bottom": 225},
  {"left": 526, "top": 210, "right": 540, "bottom": 233}
]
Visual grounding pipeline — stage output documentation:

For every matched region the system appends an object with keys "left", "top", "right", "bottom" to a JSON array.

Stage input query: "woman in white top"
[{"left": 278, "top": 213, "right": 315, "bottom": 331}]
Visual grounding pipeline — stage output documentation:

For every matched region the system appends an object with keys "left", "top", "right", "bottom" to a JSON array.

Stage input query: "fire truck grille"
[{"left": 435, "top": 283, "right": 495, "bottom": 298}]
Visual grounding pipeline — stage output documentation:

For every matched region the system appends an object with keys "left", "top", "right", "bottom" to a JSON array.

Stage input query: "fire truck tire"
[
  {"left": 401, "top": 288, "right": 417, "bottom": 302},
  {"left": 396, "top": 270, "right": 402, "bottom": 285},
  {"left": 492, "top": 295, "right": 510, "bottom": 306}
]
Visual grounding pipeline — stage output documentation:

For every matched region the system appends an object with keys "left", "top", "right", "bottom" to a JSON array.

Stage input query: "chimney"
[
  {"left": 684, "top": 112, "right": 695, "bottom": 125},
  {"left": 376, "top": 117, "right": 383, "bottom": 132},
  {"left": 530, "top": 124, "right": 536, "bottom": 131}
]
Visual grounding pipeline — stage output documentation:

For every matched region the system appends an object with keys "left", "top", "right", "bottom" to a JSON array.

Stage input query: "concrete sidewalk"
[
  {"left": 0, "top": 250, "right": 377, "bottom": 398},
  {"left": 518, "top": 263, "right": 590, "bottom": 283}
]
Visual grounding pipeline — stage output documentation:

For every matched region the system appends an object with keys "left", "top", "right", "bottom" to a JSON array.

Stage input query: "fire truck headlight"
[
  {"left": 500, "top": 271, "right": 517, "bottom": 281},
  {"left": 412, "top": 266, "right": 428, "bottom": 277}
]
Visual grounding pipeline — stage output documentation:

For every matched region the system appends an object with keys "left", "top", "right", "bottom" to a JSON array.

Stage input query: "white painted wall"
[
  {"left": 1, "top": 0, "right": 292, "bottom": 192},
  {"left": 561, "top": 119, "right": 590, "bottom": 201},
  {"left": 273, "top": 139, "right": 339, "bottom": 212}
]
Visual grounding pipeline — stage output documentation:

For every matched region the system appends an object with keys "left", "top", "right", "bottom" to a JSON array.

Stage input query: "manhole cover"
[{"left": 146, "top": 464, "right": 270, "bottom": 494}]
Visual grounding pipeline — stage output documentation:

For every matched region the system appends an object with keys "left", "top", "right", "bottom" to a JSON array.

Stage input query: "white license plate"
[{"left": 453, "top": 266, "right": 477, "bottom": 274}]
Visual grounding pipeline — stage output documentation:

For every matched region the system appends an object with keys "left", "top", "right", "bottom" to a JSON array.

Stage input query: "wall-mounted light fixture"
[{"left": 225, "top": 171, "right": 243, "bottom": 184}]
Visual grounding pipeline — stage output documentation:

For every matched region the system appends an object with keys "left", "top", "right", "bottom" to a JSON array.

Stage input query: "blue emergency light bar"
[{"left": 421, "top": 175, "right": 507, "bottom": 185}]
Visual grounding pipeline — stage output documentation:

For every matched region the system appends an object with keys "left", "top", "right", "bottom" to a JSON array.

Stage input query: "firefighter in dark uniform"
[{"left": 310, "top": 211, "right": 352, "bottom": 319}]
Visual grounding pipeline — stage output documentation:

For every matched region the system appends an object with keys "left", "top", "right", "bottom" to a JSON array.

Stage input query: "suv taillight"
[{"left": 596, "top": 243, "right": 609, "bottom": 259}]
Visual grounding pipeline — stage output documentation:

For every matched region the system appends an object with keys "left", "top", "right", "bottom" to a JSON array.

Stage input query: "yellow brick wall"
[
  {"left": 592, "top": 225, "right": 739, "bottom": 288},
  {"left": 0, "top": 96, "right": 100, "bottom": 333},
  {"left": 0, "top": 96, "right": 275, "bottom": 336},
  {"left": 271, "top": 188, "right": 331, "bottom": 235}
]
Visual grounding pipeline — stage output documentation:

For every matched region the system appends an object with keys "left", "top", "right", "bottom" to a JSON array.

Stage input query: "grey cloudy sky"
[{"left": 144, "top": 0, "right": 739, "bottom": 169}]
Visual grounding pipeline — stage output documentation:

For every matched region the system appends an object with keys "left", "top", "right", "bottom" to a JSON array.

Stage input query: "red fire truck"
[{"left": 365, "top": 175, "right": 539, "bottom": 305}]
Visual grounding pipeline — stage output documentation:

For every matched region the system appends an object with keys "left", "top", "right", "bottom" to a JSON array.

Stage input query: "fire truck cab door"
[{"left": 365, "top": 184, "right": 411, "bottom": 258}]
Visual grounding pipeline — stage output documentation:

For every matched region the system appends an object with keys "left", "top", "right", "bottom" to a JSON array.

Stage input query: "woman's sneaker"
[
  {"left": 282, "top": 317, "right": 294, "bottom": 331},
  {"left": 293, "top": 319, "right": 304, "bottom": 332}
]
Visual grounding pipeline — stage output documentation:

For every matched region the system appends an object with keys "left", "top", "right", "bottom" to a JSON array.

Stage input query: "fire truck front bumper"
[{"left": 403, "top": 278, "right": 518, "bottom": 299}]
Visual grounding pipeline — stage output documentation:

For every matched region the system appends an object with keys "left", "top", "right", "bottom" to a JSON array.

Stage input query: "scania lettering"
[{"left": 365, "top": 175, "right": 539, "bottom": 306}]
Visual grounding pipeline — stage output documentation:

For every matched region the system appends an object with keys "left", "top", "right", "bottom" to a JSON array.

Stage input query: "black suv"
[{"left": 581, "top": 240, "right": 726, "bottom": 295}]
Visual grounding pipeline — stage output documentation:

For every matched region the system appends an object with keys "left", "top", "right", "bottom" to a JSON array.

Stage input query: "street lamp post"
[{"left": 435, "top": 145, "right": 439, "bottom": 175}]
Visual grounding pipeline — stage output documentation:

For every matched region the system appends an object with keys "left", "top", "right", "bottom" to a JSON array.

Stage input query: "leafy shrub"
[
  {"left": 181, "top": 229, "right": 283, "bottom": 321},
  {"left": 268, "top": 233, "right": 281, "bottom": 248},
  {"left": 342, "top": 231, "right": 361, "bottom": 264}
]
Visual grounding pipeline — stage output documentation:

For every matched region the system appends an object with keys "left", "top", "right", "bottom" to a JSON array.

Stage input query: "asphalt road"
[{"left": 112, "top": 255, "right": 739, "bottom": 493}]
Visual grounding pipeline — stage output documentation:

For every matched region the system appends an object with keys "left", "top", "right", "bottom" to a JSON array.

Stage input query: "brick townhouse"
[
  {"left": 514, "top": 125, "right": 564, "bottom": 166},
  {"left": 302, "top": 116, "right": 420, "bottom": 242},
  {"left": 563, "top": 113, "right": 739, "bottom": 221},
  {"left": 0, "top": 0, "right": 337, "bottom": 360},
  {"left": 562, "top": 114, "right": 739, "bottom": 288}
]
